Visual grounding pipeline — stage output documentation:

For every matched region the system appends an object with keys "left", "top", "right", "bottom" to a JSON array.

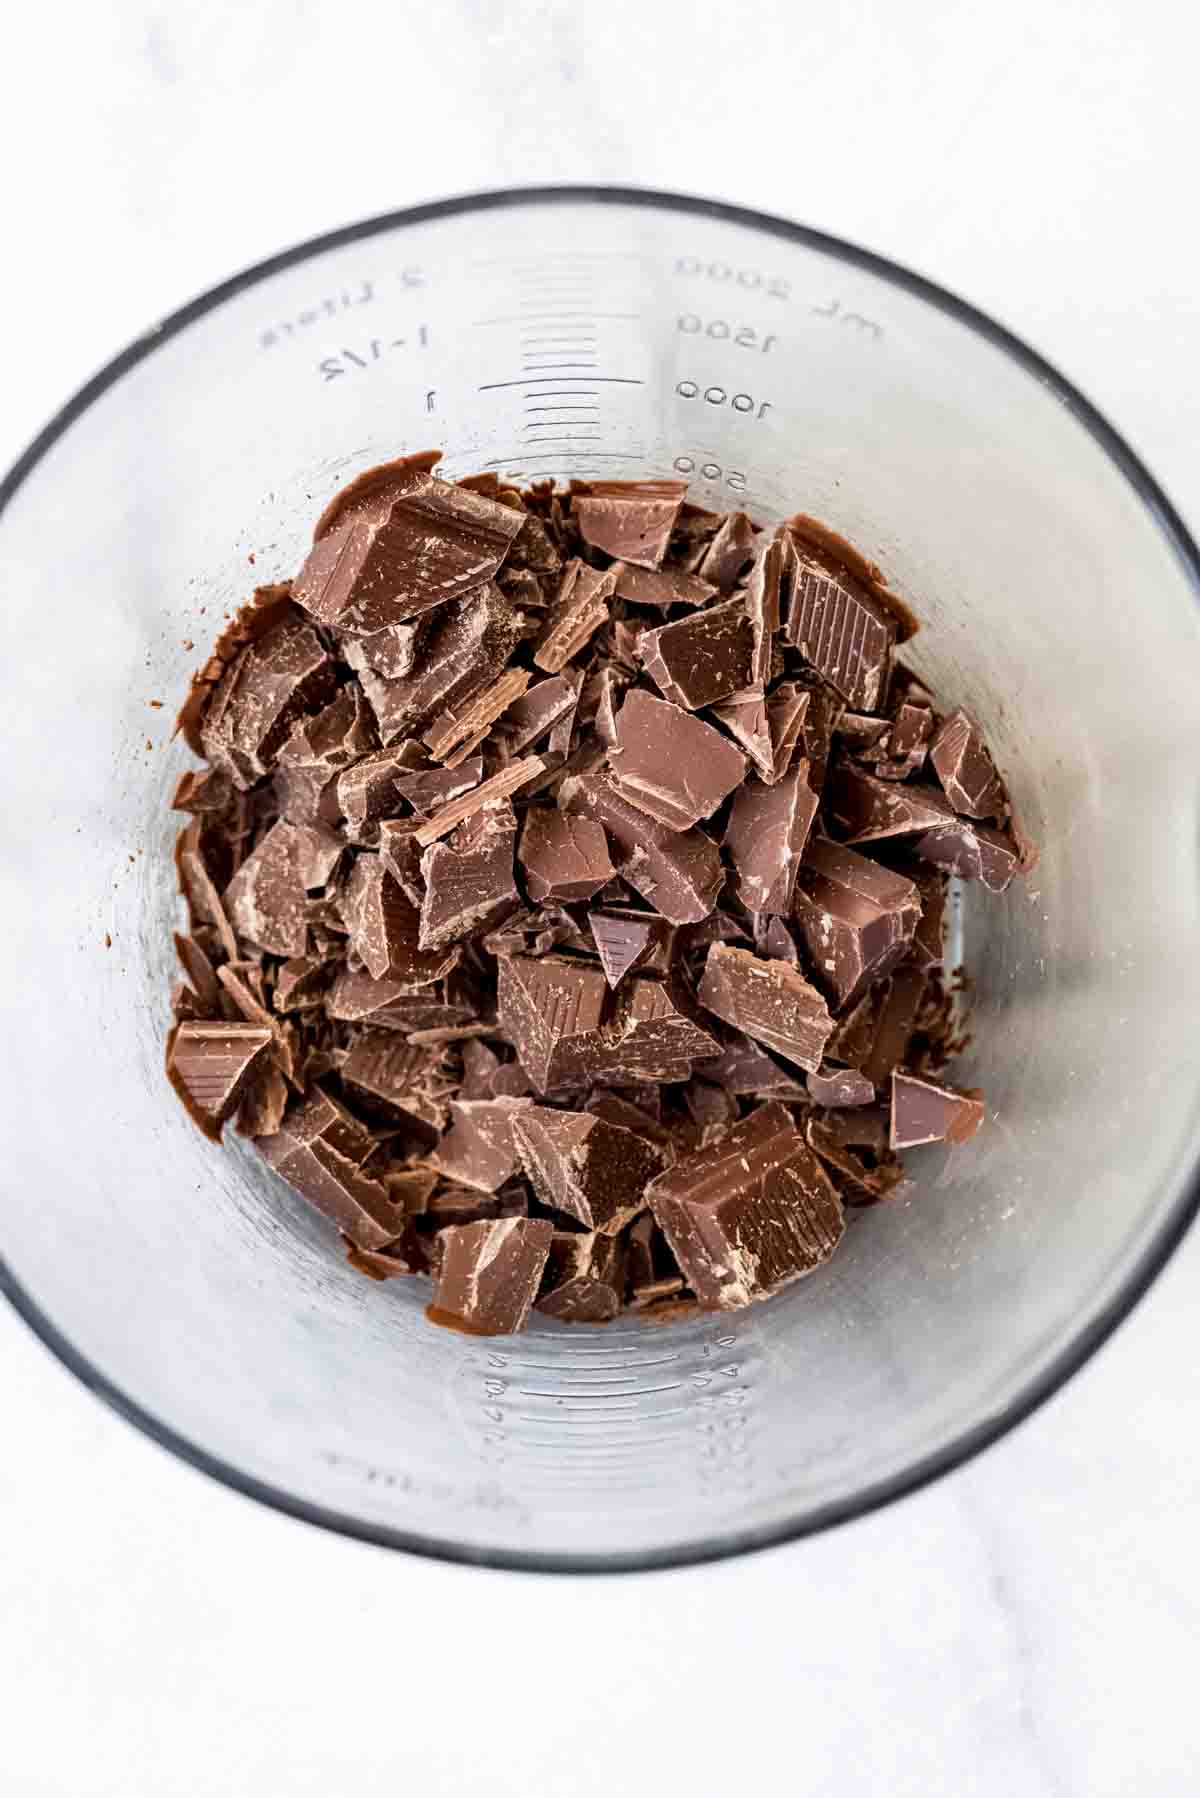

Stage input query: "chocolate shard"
[
  {"left": 293, "top": 471, "right": 525, "bottom": 634},
  {"left": 377, "top": 819, "right": 425, "bottom": 904},
  {"left": 199, "top": 608, "right": 337, "bottom": 790},
  {"left": 914, "top": 818, "right": 1021, "bottom": 892},
  {"left": 536, "top": 1231, "right": 626, "bottom": 1323},
  {"left": 351, "top": 582, "right": 527, "bottom": 746},
  {"left": 698, "top": 510, "right": 758, "bottom": 591},
  {"left": 587, "top": 908, "right": 674, "bottom": 989},
  {"left": 835, "top": 962, "right": 930, "bottom": 1086},
  {"left": 580, "top": 666, "right": 628, "bottom": 746},
  {"left": 341, "top": 1029, "right": 450, "bottom": 1145},
  {"left": 259, "top": 1093, "right": 402, "bottom": 1250},
  {"left": 167, "top": 1021, "right": 274, "bottom": 1140},
  {"left": 533, "top": 559, "right": 618, "bottom": 674},
  {"left": 223, "top": 819, "right": 310, "bottom": 957},
  {"left": 310, "top": 450, "right": 444, "bottom": 541},
  {"left": 341, "top": 855, "right": 457, "bottom": 984},
  {"left": 273, "top": 955, "right": 334, "bottom": 1012},
  {"left": 807, "top": 1066, "right": 877, "bottom": 1107},
  {"left": 636, "top": 599, "right": 757, "bottom": 711},
  {"left": 383, "top": 1164, "right": 439, "bottom": 1215},
  {"left": 498, "top": 955, "right": 719, "bottom": 1094},
  {"left": 890, "top": 1071, "right": 985, "bottom": 1149},
  {"left": 173, "top": 931, "right": 222, "bottom": 1013},
  {"left": 608, "top": 689, "right": 746, "bottom": 830},
  {"left": 876, "top": 702, "right": 934, "bottom": 779},
  {"left": 697, "top": 943, "right": 834, "bottom": 1073},
  {"left": 424, "top": 667, "right": 531, "bottom": 763},
  {"left": 792, "top": 838, "right": 921, "bottom": 1009},
  {"left": 744, "top": 538, "right": 783, "bottom": 688},
  {"left": 172, "top": 766, "right": 234, "bottom": 815},
  {"left": 492, "top": 672, "right": 582, "bottom": 757},
  {"left": 928, "top": 708, "right": 1004, "bottom": 818},
  {"left": 827, "top": 766, "right": 957, "bottom": 844},
  {"left": 420, "top": 801, "right": 520, "bottom": 951},
  {"left": 560, "top": 766, "right": 725, "bottom": 924},
  {"left": 710, "top": 690, "right": 775, "bottom": 781},
  {"left": 343, "top": 1232, "right": 426, "bottom": 1282},
  {"left": 610, "top": 563, "right": 717, "bottom": 609},
  {"left": 807, "top": 1113, "right": 907, "bottom": 1205},
  {"left": 414, "top": 756, "right": 549, "bottom": 847},
  {"left": 513, "top": 1106, "right": 664, "bottom": 1233},
  {"left": 433, "top": 1098, "right": 533, "bottom": 1193},
  {"left": 176, "top": 583, "right": 297, "bottom": 754},
  {"left": 572, "top": 479, "right": 687, "bottom": 570},
  {"left": 274, "top": 684, "right": 376, "bottom": 825},
  {"left": 327, "top": 970, "right": 469, "bottom": 1032},
  {"left": 518, "top": 807, "right": 614, "bottom": 904},
  {"left": 336, "top": 747, "right": 415, "bottom": 834},
  {"left": 695, "top": 1032, "right": 807, "bottom": 1098},
  {"left": 289, "top": 821, "right": 345, "bottom": 890},
  {"left": 781, "top": 533, "right": 896, "bottom": 711},
  {"left": 724, "top": 763, "right": 818, "bottom": 914},
  {"left": 910, "top": 867, "right": 947, "bottom": 971},
  {"left": 426, "top": 1217, "right": 554, "bottom": 1337},
  {"left": 235, "top": 1061, "right": 291, "bottom": 1138},
  {"left": 391, "top": 757, "right": 484, "bottom": 817},
  {"left": 346, "top": 620, "right": 424, "bottom": 680},
  {"left": 647, "top": 1103, "right": 844, "bottom": 1309}
]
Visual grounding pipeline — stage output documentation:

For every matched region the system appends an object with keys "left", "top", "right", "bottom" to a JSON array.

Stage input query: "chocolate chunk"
[
  {"left": 425, "top": 1187, "right": 504, "bottom": 1228},
  {"left": 513, "top": 1106, "right": 663, "bottom": 1232},
  {"left": 588, "top": 908, "right": 674, "bottom": 989},
  {"left": 352, "top": 583, "right": 527, "bottom": 746},
  {"left": 420, "top": 801, "right": 520, "bottom": 950},
  {"left": 294, "top": 471, "right": 524, "bottom": 634},
  {"left": 493, "top": 672, "right": 582, "bottom": 756},
  {"left": 572, "top": 480, "right": 687, "bottom": 569},
  {"left": 533, "top": 559, "right": 617, "bottom": 674},
  {"left": 910, "top": 867, "right": 947, "bottom": 971},
  {"left": 782, "top": 534, "right": 895, "bottom": 710},
  {"left": 166, "top": 1021, "right": 274, "bottom": 1140},
  {"left": 724, "top": 763, "right": 818, "bottom": 913},
  {"left": 796, "top": 680, "right": 841, "bottom": 792},
  {"left": 608, "top": 689, "right": 746, "bottom": 831},
  {"left": 518, "top": 807, "right": 614, "bottom": 904},
  {"left": 345, "top": 620, "right": 423, "bottom": 680},
  {"left": 698, "top": 944, "right": 834, "bottom": 1072},
  {"left": 890, "top": 1071, "right": 984, "bottom": 1148},
  {"left": 792, "top": 838, "right": 921, "bottom": 1008},
  {"left": 311, "top": 451, "right": 444, "bottom": 540},
  {"left": 414, "top": 756, "right": 549, "bottom": 847},
  {"left": 860, "top": 964, "right": 929, "bottom": 1085},
  {"left": 342, "top": 1029, "right": 449, "bottom": 1144},
  {"left": 806, "top": 1113, "right": 907, "bottom": 1205},
  {"left": 259, "top": 1092, "right": 401, "bottom": 1250},
  {"left": 877, "top": 702, "right": 934, "bottom": 779},
  {"left": 928, "top": 709, "right": 1003, "bottom": 818},
  {"left": 827, "top": 766, "right": 956, "bottom": 843},
  {"left": 236, "top": 1061, "right": 291, "bottom": 1138},
  {"left": 580, "top": 666, "right": 628, "bottom": 747},
  {"left": 914, "top": 818, "right": 1021, "bottom": 892},
  {"left": 377, "top": 819, "right": 425, "bottom": 904},
  {"left": 498, "top": 956, "right": 719, "bottom": 1093},
  {"left": 647, "top": 1103, "right": 844, "bottom": 1309},
  {"left": 695, "top": 1032, "right": 807, "bottom": 1098},
  {"left": 391, "top": 757, "right": 484, "bottom": 817},
  {"left": 274, "top": 684, "right": 376, "bottom": 824},
  {"left": 172, "top": 766, "right": 234, "bottom": 814},
  {"left": 433, "top": 1098, "right": 533, "bottom": 1193},
  {"left": 610, "top": 563, "right": 717, "bottom": 609},
  {"left": 383, "top": 1164, "right": 439, "bottom": 1215},
  {"left": 327, "top": 969, "right": 474, "bottom": 1033},
  {"left": 698, "top": 510, "right": 758, "bottom": 591},
  {"left": 424, "top": 667, "right": 532, "bottom": 763},
  {"left": 560, "top": 766, "right": 725, "bottom": 924},
  {"left": 272, "top": 956, "right": 332, "bottom": 1012},
  {"left": 199, "top": 608, "right": 337, "bottom": 789},
  {"left": 223, "top": 820, "right": 310, "bottom": 957},
  {"left": 807, "top": 1066, "right": 877, "bottom": 1107},
  {"left": 335, "top": 747, "right": 414, "bottom": 835},
  {"left": 344, "top": 1234, "right": 425, "bottom": 1281},
  {"left": 341, "top": 855, "right": 456, "bottom": 983},
  {"left": 783, "top": 514, "right": 920, "bottom": 641},
  {"left": 744, "top": 538, "right": 783, "bottom": 688},
  {"left": 427, "top": 1217, "right": 553, "bottom": 1336},
  {"left": 173, "top": 931, "right": 222, "bottom": 1013},
  {"left": 637, "top": 599, "right": 757, "bottom": 711},
  {"left": 289, "top": 821, "right": 344, "bottom": 890},
  {"left": 681, "top": 1078, "right": 739, "bottom": 1134},
  {"left": 710, "top": 691, "right": 775, "bottom": 781},
  {"left": 536, "top": 1231, "right": 626, "bottom": 1323}
]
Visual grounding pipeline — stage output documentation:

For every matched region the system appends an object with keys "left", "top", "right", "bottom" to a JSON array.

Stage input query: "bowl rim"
[{"left": 2, "top": 183, "right": 1198, "bottom": 1575}]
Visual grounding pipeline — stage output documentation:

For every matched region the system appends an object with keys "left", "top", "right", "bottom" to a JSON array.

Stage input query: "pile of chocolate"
[{"left": 167, "top": 453, "right": 1035, "bottom": 1335}]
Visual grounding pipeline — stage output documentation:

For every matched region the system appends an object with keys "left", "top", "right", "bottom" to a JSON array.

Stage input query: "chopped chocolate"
[
  {"left": 827, "top": 766, "right": 956, "bottom": 844},
  {"left": 534, "top": 560, "right": 617, "bottom": 673},
  {"left": 611, "top": 562, "right": 717, "bottom": 609},
  {"left": 223, "top": 820, "right": 310, "bottom": 957},
  {"left": 346, "top": 620, "right": 423, "bottom": 680},
  {"left": 493, "top": 672, "right": 581, "bottom": 756},
  {"left": 200, "top": 608, "right": 337, "bottom": 790},
  {"left": 807, "top": 1115, "right": 907, "bottom": 1205},
  {"left": 560, "top": 766, "right": 725, "bottom": 924},
  {"left": 518, "top": 807, "right": 614, "bottom": 904},
  {"left": 860, "top": 964, "right": 930, "bottom": 1086},
  {"left": 172, "top": 766, "right": 234, "bottom": 814},
  {"left": 581, "top": 666, "right": 627, "bottom": 746},
  {"left": 341, "top": 855, "right": 456, "bottom": 983},
  {"left": 877, "top": 702, "right": 934, "bottom": 779},
  {"left": 909, "top": 867, "right": 948, "bottom": 972},
  {"left": 607, "top": 688, "right": 746, "bottom": 831},
  {"left": 391, "top": 757, "right": 484, "bottom": 816},
  {"left": 352, "top": 582, "right": 527, "bottom": 746},
  {"left": 781, "top": 533, "right": 895, "bottom": 711},
  {"left": 420, "top": 801, "right": 520, "bottom": 950},
  {"left": 572, "top": 479, "right": 687, "bottom": 569},
  {"left": 792, "top": 838, "right": 921, "bottom": 1008},
  {"left": 342, "top": 1029, "right": 449, "bottom": 1144},
  {"left": 236, "top": 1061, "right": 291, "bottom": 1138},
  {"left": 427, "top": 1217, "right": 554, "bottom": 1336},
  {"left": 433, "top": 1098, "right": 533, "bottom": 1193},
  {"left": 637, "top": 599, "right": 756, "bottom": 712},
  {"left": 807, "top": 1066, "right": 877, "bottom": 1107},
  {"left": 175, "top": 818, "right": 239, "bottom": 960},
  {"left": 383, "top": 1164, "right": 439, "bottom": 1215},
  {"left": 336, "top": 748, "right": 412, "bottom": 833},
  {"left": 536, "top": 1230, "right": 626, "bottom": 1323},
  {"left": 928, "top": 708, "right": 1003, "bottom": 818},
  {"left": 274, "top": 684, "right": 376, "bottom": 824},
  {"left": 272, "top": 955, "right": 331, "bottom": 1012},
  {"left": 698, "top": 510, "right": 758, "bottom": 591},
  {"left": 745, "top": 538, "right": 783, "bottom": 688},
  {"left": 647, "top": 1104, "right": 844, "bottom": 1309},
  {"left": 414, "top": 756, "right": 549, "bottom": 847},
  {"left": 513, "top": 1106, "right": 663, "bottom": 1232},
  {"left": 326, "top": 968, "right": 475, "bottom": 1033},
  {"left": 424, "top": 666, "right": 531, "bottom": 763},
  {"left": 783, "top": 513, "right": 920, "bottom": 641},
  {"left": 695, "top": 1032, "right": 807, "bottom": 1099},
  {"left": 588, "top": 908, "right": 674, "bottom": 989},
  {"left": 343, "top": 1234, "right": 425, "bottom": 1281},
  {"left": 724, "top": 763, "right": 818, "bottom": 913},
  {"left": 890, "top": 1070, "right": 985, "bottom": 1149},
  {"left": 173, "top": 931, "right": 222, "bottom": 1013},
  {"left": 259, "top": 1093, "right": 403, "bottom": 1250},
  {"left": 166, "top": 1021, "right": 274, "bottom": 1140},
  {"left": 377, "top": 819, "right": 426, "bottom": 904},
  {"left": 710, "top": 691, "right": 775, "bottom": 780},
  {"left": 698, "top": 944, "right": 833, "bottom": 1073},
  {"left": 915, "top": 818, "right": 1021, "bottom": 892}
]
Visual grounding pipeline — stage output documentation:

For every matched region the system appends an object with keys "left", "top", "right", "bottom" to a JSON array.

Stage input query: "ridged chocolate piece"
[
  {"left": 609, "top": 689, "right": 747, "bottom": 831},
  {"left": 513, "top": 1106, "right": 664, "bottom": 1233},
  {"left": 341, "top": 1029, "right": 448, "bottom": 1143},
  {"left": 427, "top": 1217, "right": 554, "bottom": 1336},
  {"left": 792, "top": 838, "right": 921, "bottom": 1009},
  {"left": 414, "top": 756, "right": 548, "bottom": 847},
  {"left": 587, "top": 908, "right": 674, "bottom": 989},
  {"left": 724, "top": 763, "right": 818, "bottom": 914},
  {"left": 572, "top": 480, "right": 687, "bottom": 569},
  {"left": 698, "top": 944, "right": 834, "bottom": 1073},
  {"left": 783, "top": 535, "right": 896, "bottom": 710},
  {"left": 420, "top": 801, "right": 520, "bottom": 951},
  {"left": 559, "top": 767, "right": 725, "bottom": 924},
  {"left": 637, "top": 599, "right": 757, "bottom": 711},
  {"left": 166, "top": 1021, "right": 274, "bottom": 1141},
  {"left": 534, "top": 560, "right": 618, "bottom": 673}
]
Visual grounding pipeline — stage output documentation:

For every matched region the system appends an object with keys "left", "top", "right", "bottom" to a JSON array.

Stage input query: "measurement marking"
[
  {"left": 510, "top": 1407, "right": 691, "bottom": 1428},
  {"left": 483, "top": 451, "right": 644, "bottom": 467},
  {"left": 472, "top": 252, "right": 641, "bottom": 264},
  {"left": 473, "top": 312, "right": 640, "bottom": 325},
  {"left": 479, "top": 376, "right": 645, "bottom": 390},
  {"left": 491, "top": 1355, "right": 680, "bottom": 1371},
  {"left": 523, "top": 404, "right": 600, "bottom": 414},
  {"left": 518, "top": 1382, "right": 681, "bottom": 1400},
  {"left": 523, "top": 389, "right": 600, "bottom": 399},
  {"left": 523, "top": 434, "right": 604, "bottom": 444},
  {"left": 521, "top": 334, "right": 599, "bottom": 344},
  {"left": 521, "top": 362, "right": 599, "bottom": 372}
]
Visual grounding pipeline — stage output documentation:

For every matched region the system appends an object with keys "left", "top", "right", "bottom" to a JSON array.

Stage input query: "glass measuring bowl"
[{"left": 2, "top": 187, "right": 1199, "bottom": 1573}]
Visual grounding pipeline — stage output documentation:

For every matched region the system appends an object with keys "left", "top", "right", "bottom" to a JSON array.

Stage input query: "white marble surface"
[{"left": 3, "top": 3, "right": 1199, "bottom": 1792}]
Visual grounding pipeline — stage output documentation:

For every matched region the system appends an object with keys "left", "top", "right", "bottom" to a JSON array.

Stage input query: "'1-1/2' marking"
[{"left": 320, "top": 325, "right": 429, "bottom": 381}]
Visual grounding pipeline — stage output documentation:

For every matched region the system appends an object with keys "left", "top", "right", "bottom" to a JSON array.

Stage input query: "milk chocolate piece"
[
  {"left": 724, "top": 764, "right": 818, "bottom": 913},
  {"left": 637, "top": 599, "right": 757, "bottom": 711},
  {"left": 861, "top": 963, "right": 929, "bottom": 1085},
  {"left": 236, "top": 1061, "right": 291, "bottom": 1138},
  {"left": 827, "top": 766, "right": 956, "bottom": 843},
  {"left": 534, "top": 560, "right": 617, "bottom": 673},
  {"left": 890, "top": 1071, "right": 985, "bottom": 1149},
  {"left": 929, "top": 709, "right": 1003, "bottom": 818},
  {"left": 710, "top": 691, "right": 775, "bottom": 780},
  {"left": 427, "top": 1217, "right": 553, "bottom": 1336},
  {"left": 792, "top": 838, "right": 921, "bottom": 1008},
  {"left": 272, "top": 956, "right": 331, "bottom": 1012},
  {"left": 200, "top": 609, "right": 337, "bottom": 789},
  {"left": 698, "top": 510, "right": 758, "bottom": 591},
  {"left": 493, "top": 673, "right": 582, "bottom": 756},
  {"left": 807, "top": 1066, "right": 876, "bottom": 1107},
  {"left": 588, "top": 908, "right": 674, "bottom": 988},
  {"left": 698, "top": 944, "right": 834, "bottom": 1073},
  {"left": 259, "top": 1093, "right": 401, "bottom": 1250},
  {"left": 560, "top": 767, "right": 725, "bottom": 924},
  {"left": 333, "top": 749, "right": 409, "bottom": 833},
  {"left": 536, "top": 1231, "right": 626, "bottom": 1323},
  {"left": 274, "top": 684, "right": 376, "bottom": 824},
  {"left": 695, "top": 1032, "right": 807, "bottom": 1098},
  {"left": 433, "top": 1098, "right": 533, "bottom": 1193},
  {"left": 176, "top": 583, "right": 297, "bottom": 754},
  {"left": 807, "top": 1114, "right": 906, "bottom": 1205},
  {"left": 311, "top": 451, "right": 445, "bottom": 540},
  {"left": 420, "top": 801, "right": 520, "bottom": 950},
  {"left": 915, "top": 818, "right": 1020, "bottom": 892},
  {"left": 878, "top": 702, "right": 934, "bottom": 779},
  {"left": 581, "top": 666, "right": 628, "bottom": 746},
  {"left": 782, "top": 535, "right": 895, "bottom": 710},
  {"left": 647, "top": 1103, "right": 844, "bottom": 1309},
  {"left": 343, "top": 1234, "right": 425, "bottom": 1281},
  {"left": 377, "top": 819, "right": 425, "bottom": 904},
  {"left": 342, "top": 1029, "right": 449, "bottom": 1143},
  {"left": 910, "top": 867, "right": 947, "bottom": 971},
  {"left": 223, "top": 820, "right": 310, "bottom": 957},
  {"left": 611, "top": 562, "right": 717, "bottom": 610},
  {"left": 572, "top": 480, "right": 687, "bottom": 570},
  {"left": 341, "top": 855, "right": 456, "bottom": 984},
  {"left": 294, "top": 472, "right": 524, "bottom": 634},
  {"left": 289, "top": 821, "right": 344, "bottom": 890},
  {"left": 518, "top": 808, "right": 614, "bottom": 903},
  {"left": 352, "top": 583, "right": 526, "bottom": 746},
  {"left": 166, "top": 1021, "right": 274, "bottom": 1140},
  {"left": 172, "top": 766, "right": 234, "bottom": 814},
  {"left": 383, "top": 1164, "right": 439, "bottom": 1215},
  {"left": 513, "top": 1106, "right": 663, "bottom": 1232},
  {"left": 498, "top": 955, "right": 719, "bottom": 1093},
  {"left": 415, "top": 756, "right": 549, "bottom": 847},
  {"left": 609, "top": 689, "right": 746, "bottom": 831},
  {"left": 327, "top": 969, "right": 475, "bottom": 1033},
  {"left": 744, "top": 538, "right": 783, "bottom": 688},
  {"left": 346, "top": 620, "right": 423, "bottom": 680},
  {"left": 424, "top": 667, "right": 531, "bottom": 763},
  {"left": 391, "top": 757, "right": 483, "bottom": 817},
  {"left": 173, "top": 931, "right": 222, "bottom": 1013}
]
